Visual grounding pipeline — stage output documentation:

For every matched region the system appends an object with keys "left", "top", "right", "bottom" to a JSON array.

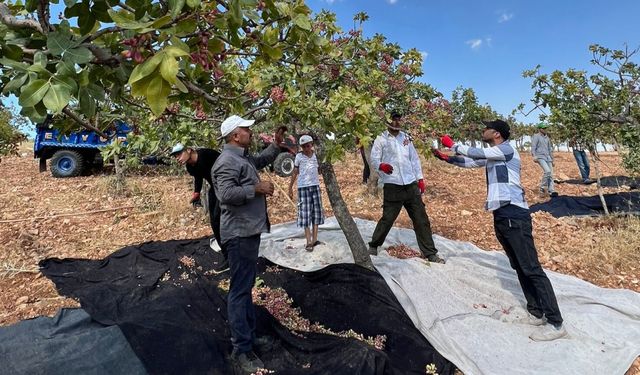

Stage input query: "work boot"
[
  {"left": 550, "top": 191, "right": 559, "bottom": 198},
  {"left": 513, "top": 313, "right": 546, "bottom": 326},
  {"left": 230, "top": 350, "right": 264, "bottom": 374},
  {"left": 215, "top": 258, "right": 229, "bottom": 273},
  {"left": 427, "top": 254, "right": 446, "bottom": 264},
  {"left": 368, "top": 246, "right": 378, "bottom": 256},
  {"left": 529, "top": 323, "right": 568, "bottom": 342},
  {"left": 254, "top": 335, "right": 275, "bottom": 353}
]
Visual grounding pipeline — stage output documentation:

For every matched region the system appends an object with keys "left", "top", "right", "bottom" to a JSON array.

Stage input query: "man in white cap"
[
  {"left": 170, "top": 143, "right": 227, "bottom": 269},
  {"left": 211, "top": 115, "right": 286, "bottom": 374},
  {"left": 288, "top": 134, "right": 324, "bottom": 251}
]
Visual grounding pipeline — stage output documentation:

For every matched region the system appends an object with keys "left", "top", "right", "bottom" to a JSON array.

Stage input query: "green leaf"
[
  {"left": 146, "top": 76, "right": 171, "bottom": 115},
  {"left": 152, "top": 14, "right": 173, "bottom": 28},
  {"left": 19, "top": 79, "right": 50, "bottom": 108},
  {"left": 261, "top": 43, "right": 282, "bottom": 61},
  {"left": 78, "top": 69, "right": 90, "bottom": 86},
  {"left": 128, "top": 53, "right": 163, "bottom": 84},
  {"left": 79, "top": 88, "right": 96, "bottom": 117},
  {"left": 174, "top": 78, "right": 188, "bottom": 93},
  {"left": 170, "top": 36, "right": 190, "bottom": 53},
  {"left": 207, "top": 38, "right": 225, "bottom": 54},
  {"left": 167, "top": 0, "right": 185, "bottom": 19},
  {"left": 164, "top": 45, "right": 189, "bottom": 58},
  {"left": 292, "top": 14, "right": 311, "bottom": 31},
  {"left": 230, "top": 0, "right": 243, "bottom": 26},
  {"left": 34, "top": 52, "right": 47, "bottom": 69},
  {"left": 25, "top": 0, "right": 38, "bottom": 12},
  {"left": 2, "top": 73, "right": 28, "bottom": 94},
  {"left": 175, "top": 18, "right": 197, "bottom": 35},
  {"left": 159, "top": 55, "right": 178, "bottom": 84},
  {"left": 43, "top": 83, "right": 72, "bottom": 113},
  {"left": 64, "top": 47, "right": 94, "bottom": 64},
  {"left": 107, "top": 9, "right": 155, "bottom": 30},
  {"left": 130, "top": 74, "right": 154, "bottom": 97},
  {"left": 56, "top": 61, "right": 76, "bottom": 76},
  {"left": 20, "top": 104, "right": 48, "bottom": 123},
  {"left": 64, "top": 0, "right": 77, "bottom": 7},
  {"left": 92, "top": 1, "right": 112, "bottom": 22},
  {"left": 185, "top": 0, "right": 200, "bottom": 8},
  {"left": 78, "top": 13, "right": 97, "bottom": 35},
  {"left": 47, "top": 31, "right": 79, "bottom": 56},
  {"left": 53, "top": 75, "right": 79, "bottom": 94},
  {"left": 0, "top": 57, "right": 30, "bottom": 71},
  {"left": 2, "top": 44, "right": 24, "bottom": 61}
]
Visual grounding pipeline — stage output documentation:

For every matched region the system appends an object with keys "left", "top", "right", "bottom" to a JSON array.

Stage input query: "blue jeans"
[
  {"left": 536, "top": 159, "right": 555, "bottom": 193},
  {"left": 572, "top": 150, "right": 590, "bottom": 180},
  {"left": 226, "top": 234, "right": 261, "bottom": 354}
]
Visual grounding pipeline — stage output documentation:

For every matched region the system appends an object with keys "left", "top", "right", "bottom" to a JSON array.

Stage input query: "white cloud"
[
  {"left": 466, "top": 39, "right": 483, "bottom": 50},
  {"left": 387, "top": 0, "right": 399, "bottom": 4},
  {"left": 323, "top": 0, "right": 336, "bottom": 3},
  {"left": 497, "top": 11, "right": 514, "bottom": 23}
]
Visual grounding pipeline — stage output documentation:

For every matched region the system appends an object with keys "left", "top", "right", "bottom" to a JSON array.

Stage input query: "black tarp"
[
  {"left": 0, "top": 308, "right": 146, "bottom": 375},
  {"left": 555, "top": 176, "right": 640, "bottom": 189},
  {"left": 529, "top": 192, "right": 640, "bottom": 217},
  {"left": 37, "top": 239, "right": 454, "bottom": 375}
]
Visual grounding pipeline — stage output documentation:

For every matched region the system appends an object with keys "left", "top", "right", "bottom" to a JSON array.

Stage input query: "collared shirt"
[
  {"left": 211, "top": 143, "right": 280, "bottom": 243},
  {"left": 448, "top": 141, "right": 529, "bottom": 212},
  {"left": 370, "top": 130, "right": 423, "bottom": 186},
  {"left": 531, "top": 133, "right": 554, "bottom": 162}
]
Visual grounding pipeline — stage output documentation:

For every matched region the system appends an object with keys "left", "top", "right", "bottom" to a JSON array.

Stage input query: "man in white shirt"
[{"left": 369, "top": 112, "right": 444, "bottom": 263}]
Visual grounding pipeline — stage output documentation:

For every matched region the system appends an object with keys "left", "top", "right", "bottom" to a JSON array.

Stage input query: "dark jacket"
[
  {"left": 211, "top": 143, "right": 280, "bottom": 243},
  {"left": 186, "top": 148, "right": 220, "bottom": 192}
]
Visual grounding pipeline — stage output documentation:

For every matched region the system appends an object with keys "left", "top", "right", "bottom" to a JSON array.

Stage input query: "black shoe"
[
  {"left": 254, "top": 335, "right": 275, "bottom": 353},
  {"left": 368, "top": 246, "right": 378, "bottom": 256},
  {"left": 230, "top": 350, "right": 264, "bottom": 374},
  {"left": 427, "top": 254, "right": 446, "bottom": 264},
  {"left": 550, "top": 192, "right": 559, "bottom": 198}
]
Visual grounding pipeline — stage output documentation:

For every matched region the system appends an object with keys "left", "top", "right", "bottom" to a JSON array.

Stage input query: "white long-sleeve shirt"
[{"left": 370, "top": 130, "right": 423, "bottom": 185}]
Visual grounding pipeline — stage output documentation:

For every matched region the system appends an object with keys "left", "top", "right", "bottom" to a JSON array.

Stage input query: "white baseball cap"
[
  {"left": 170, "top": 143, "right": 185, "bottom": 156},
  {"left": 220, "top": 115, "right": 255, "bottom": 138},
  {"left": 299, "top": 134, "right": 313, "bottom": 145}
]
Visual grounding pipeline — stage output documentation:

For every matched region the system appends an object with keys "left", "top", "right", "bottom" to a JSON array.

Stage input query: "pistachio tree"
[{"left": 520, "top": 44, "right": 640, "bottom": 214}]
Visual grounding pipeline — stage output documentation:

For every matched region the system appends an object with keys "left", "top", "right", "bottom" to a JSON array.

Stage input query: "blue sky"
[{"left": 307, "top": 0, "right": 640, "bottom": 123}]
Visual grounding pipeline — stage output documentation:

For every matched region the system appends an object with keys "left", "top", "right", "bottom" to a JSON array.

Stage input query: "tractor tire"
[
  {"left": 50, "top": 150, "right": 85, "bottom": 178},
  {"left": 273, "top": 152, "right": 295, "bottom": 177}
]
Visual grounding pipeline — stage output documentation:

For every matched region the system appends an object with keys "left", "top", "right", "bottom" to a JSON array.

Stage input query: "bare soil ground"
[{"left": 1, "top": 144, "right": 638, "bottom": 373}]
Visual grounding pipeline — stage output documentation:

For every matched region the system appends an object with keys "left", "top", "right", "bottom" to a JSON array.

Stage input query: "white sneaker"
[
  {"left": 513, "top": 313, "right": 546, "bottom": 326},
  {"left": 529, "top": 324, "right": 568, "bottom": 341}
]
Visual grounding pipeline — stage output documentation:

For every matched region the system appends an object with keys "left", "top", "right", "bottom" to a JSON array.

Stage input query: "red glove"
[
  {"left": 432, "top": 149, "right": 449, "bottom": 161},
  {"left": 440, "top": 135, "right": 455, "bottom": 148},
  {"left": 189, "top": 191, "right": 200, "bottom": 203},
  {"left": 418, "top": 179, "right": 425, "bottom": 194},
  {"left": 379, "top": 163, "right": 393, "bottom": 174}
]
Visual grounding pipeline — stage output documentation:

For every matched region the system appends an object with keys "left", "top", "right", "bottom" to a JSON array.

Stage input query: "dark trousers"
[
  {"left": 226, "top": 234, "right": 261, "bottom": 353},
  {"left": 494, "top": 216, "right": 563, "bottom": 326},
  {"left": 207, "top": 188, "right": 227, "bottom": 260},
  {"left": 360, "top": 148, "right": 370, "bottom": 183},
  {"left": 369, "top": 183, "right": 438, "bottom": 257},
  {"left": 572, "top": 149, "right": 590, "bottom": 180}
]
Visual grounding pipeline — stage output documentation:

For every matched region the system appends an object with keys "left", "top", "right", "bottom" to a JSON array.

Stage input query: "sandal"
[
  {"left": 305, "top": 244, "right": 314, "bottom": 252},
  {"left": 313, "top": 241, "right": 324, "bottom": 247}
]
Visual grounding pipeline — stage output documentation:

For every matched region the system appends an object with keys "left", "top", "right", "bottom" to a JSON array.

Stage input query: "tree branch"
[
  {"left": 62, "top": 107, "right": 109, "bottom": 138},
  {"left": 183, "top": 80, "right": 218, "bottom": 104},
  {"left": 0, "top": 3, "right": 44, "bottom": 34}
]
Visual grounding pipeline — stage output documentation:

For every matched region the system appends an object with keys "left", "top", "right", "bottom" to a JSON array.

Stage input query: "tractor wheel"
[
  {"left": 50, "top": 150, "right": 85, "bottom": 178},
  {"left": 273, "top": 152, "right": 295, "bottom": 177}
]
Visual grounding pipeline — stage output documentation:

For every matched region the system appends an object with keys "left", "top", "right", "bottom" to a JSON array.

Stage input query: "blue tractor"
[{"left": 34, "top": 119, "right": 132, "bottom": 178}]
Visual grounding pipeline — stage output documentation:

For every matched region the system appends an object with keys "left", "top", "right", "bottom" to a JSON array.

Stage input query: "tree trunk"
[
  {"left": 364, "top": 145, "right": 380, "bottom": 197},
  {"left": 590, "top": 150, "right": 609, "bottom": 215},
  {"left": 320, "top": 162, "right": 374, "bottom": 270},
  {"left": 114, "top": 154, "right": 126, "bottom": 194}
]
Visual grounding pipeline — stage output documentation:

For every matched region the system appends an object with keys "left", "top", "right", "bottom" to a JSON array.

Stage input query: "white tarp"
[{"left": 260, "top": 217, "right": 640, "bottom": 375}]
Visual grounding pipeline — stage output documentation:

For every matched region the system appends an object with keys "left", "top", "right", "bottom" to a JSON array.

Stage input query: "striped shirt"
[{"left": 447, "top": 142, "right": 528, "bottom": 211}]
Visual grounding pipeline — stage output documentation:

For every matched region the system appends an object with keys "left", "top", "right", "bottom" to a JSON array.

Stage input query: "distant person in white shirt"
[
  {"left": 368, "top": 112, "right": 444, "bottom": 264},
  {"left": 288, "top": 134, "right": 325, "bottom": 252}
]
